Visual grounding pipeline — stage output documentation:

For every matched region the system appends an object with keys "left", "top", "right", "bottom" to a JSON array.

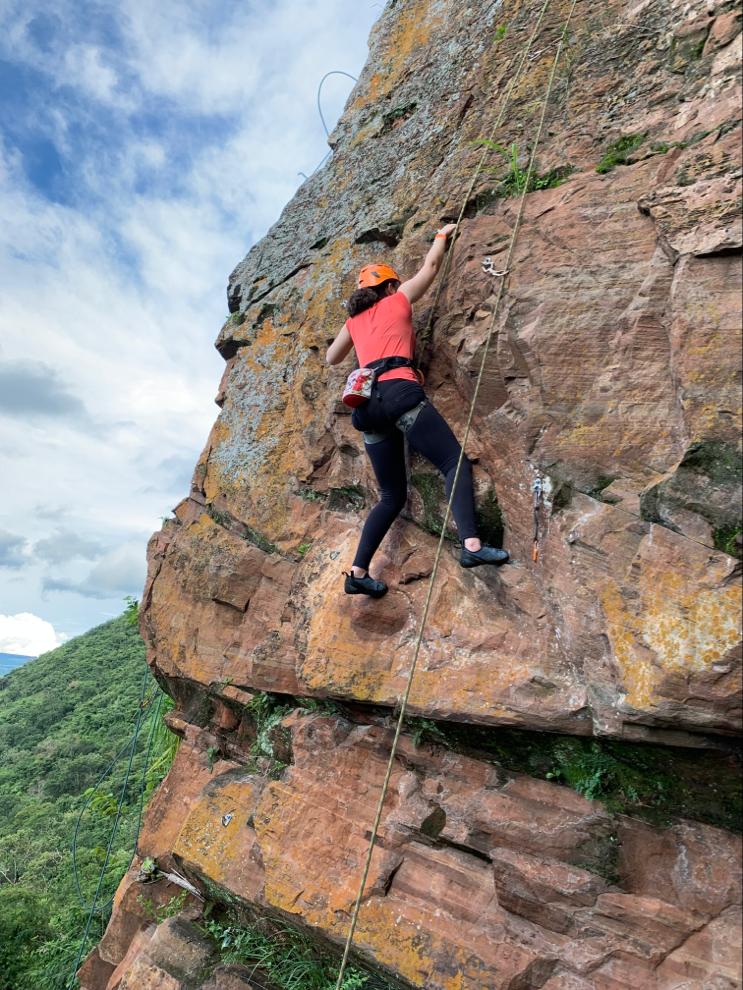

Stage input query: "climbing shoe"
[
  {"left": 344, "top": 572, "right": 388, "bottom": 598},
  {"left": 460, "top": 545, "right": 510, "bottom": 569}
]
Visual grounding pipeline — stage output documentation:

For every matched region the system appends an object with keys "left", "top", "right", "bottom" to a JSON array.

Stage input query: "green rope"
[{"left": 66, "top": 666, "right": 155, "bottom": 988}]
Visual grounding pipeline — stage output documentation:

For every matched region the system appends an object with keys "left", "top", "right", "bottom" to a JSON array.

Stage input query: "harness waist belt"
[{"left": 366, "top": 356, "right": 418, "bottom": 376}]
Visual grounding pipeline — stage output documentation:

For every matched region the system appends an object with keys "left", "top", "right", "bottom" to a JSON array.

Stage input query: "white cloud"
[
  {"left": 0, "top": 611, "right": 67, "bottom": 655},
  {"left": 43, "top": 540, "right": 148, "bottom": 600},
  {"left": 33, "top": 529, "right": 104, "bottom": 565},
  {"left": 0, "top": 528, "right": 28, "bottom": 569},
  {"left": 0, "top": 0, "right": 379, "bottom": 636},
  {"left": 63, "top": 43, "right": 123, "bottom": 105}
]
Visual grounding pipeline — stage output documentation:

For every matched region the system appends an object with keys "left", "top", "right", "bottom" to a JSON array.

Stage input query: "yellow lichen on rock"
[
  {"left": 174, "top": 774, "right": 263, "bottom": 892},
  {"left": 601, "top": 528, "right": 742, "bottom": 712}
]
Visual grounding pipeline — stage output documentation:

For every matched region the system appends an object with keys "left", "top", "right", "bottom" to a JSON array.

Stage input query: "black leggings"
[{"left": 352, "top": 381, "right": 477, "bottom": 570}]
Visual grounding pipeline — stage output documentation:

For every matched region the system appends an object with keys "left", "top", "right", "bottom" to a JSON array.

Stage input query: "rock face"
[
  {"left": 141, "top": 0, "right": 742, "bottom": 745},
  {"left": 87, "top": 0, "right": 743, "bottom": 987}
]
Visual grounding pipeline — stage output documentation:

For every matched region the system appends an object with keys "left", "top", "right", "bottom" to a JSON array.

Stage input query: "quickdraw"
[
  {"left": 482, "top": 256, "right": 510, "bottom": 278},
  {"left": 532, "top": 476, "right": 543, "bottom": 563}
]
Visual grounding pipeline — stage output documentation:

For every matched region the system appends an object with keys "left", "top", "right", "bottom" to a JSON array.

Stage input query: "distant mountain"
[{"left": 0, "top": 651, "right": 35, "bottom": 674}]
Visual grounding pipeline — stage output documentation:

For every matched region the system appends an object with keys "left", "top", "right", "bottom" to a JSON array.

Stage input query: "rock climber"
[{"left": 326, "top": 224, "right": 510, "bottom": 598}]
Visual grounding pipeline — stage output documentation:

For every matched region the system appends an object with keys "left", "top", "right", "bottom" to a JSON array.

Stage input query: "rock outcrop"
[{"left": 85, "top": 0, "right": 742, "bottom": 987}]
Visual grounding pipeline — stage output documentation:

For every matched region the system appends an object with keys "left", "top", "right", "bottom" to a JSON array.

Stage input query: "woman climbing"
[{"left": 326, "top": 224, "right": 510, "bottom": 598}]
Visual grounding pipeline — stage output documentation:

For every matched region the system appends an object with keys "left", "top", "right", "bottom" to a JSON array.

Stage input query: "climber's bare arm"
[
  {"left": 399, "top": 223, "right": 457, "bottom": 304},
  {"left": 326, "top": 325, "right": 354, "bottom": 365}
]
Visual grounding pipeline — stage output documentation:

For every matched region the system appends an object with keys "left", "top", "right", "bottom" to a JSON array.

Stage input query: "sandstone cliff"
[{"left": 83, "top": 0, "right": 743, "bottom": 987}]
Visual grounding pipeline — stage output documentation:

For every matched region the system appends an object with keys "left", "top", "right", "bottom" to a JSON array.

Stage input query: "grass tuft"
[
  {"left": 204, "top": 917, "right": 394, "bottom": 990},
  {"left": 595, "top": 133, "right": 647, "bottom": 173},
  {"left": 714, "top": 524, "right": 742, "bottom": 559},
  {"left": 474, "top": 139, "right": 575, "bottom": 196}
]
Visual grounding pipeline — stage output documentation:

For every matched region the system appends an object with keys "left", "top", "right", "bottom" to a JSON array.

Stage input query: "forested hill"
[
  {"left": 0, "top": 613, "right": 174, "bottom": 990},
  {"left": 0, "top": 652, "right": 35, "bottom": 674}
]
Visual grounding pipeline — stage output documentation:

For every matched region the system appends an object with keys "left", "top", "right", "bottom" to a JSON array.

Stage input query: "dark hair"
[{"left": 346, "top": 279, "right": 400, "bottom": 317}]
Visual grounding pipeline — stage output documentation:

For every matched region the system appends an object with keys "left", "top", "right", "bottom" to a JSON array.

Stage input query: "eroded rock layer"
[
  {"left": 84, "top": 708, "right": 742, "bottom": 990},
  {"left": 87, "top": 0, "right": 742, "bottom": 986}
]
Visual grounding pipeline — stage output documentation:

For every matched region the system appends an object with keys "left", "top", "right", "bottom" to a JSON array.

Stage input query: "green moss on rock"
[
  {"left": 410, "top": 472, "right": 455, "bottom": 539},
  {"left": 475, "top": 488, "right": 505, "bottom": 547},
  {"left": 596, "top": 133, "right": 647, "bottom": 173},
  {"left": 433, "top": 723, "right": 742, "bottom": 833}
]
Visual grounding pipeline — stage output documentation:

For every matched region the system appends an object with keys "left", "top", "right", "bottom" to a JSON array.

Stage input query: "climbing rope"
[
  {"left": 298, "top": 70, "right": 359, "bottom": 181},
  {"left": 71, "top": 687, "right": 162, "bottom": 913},
  {"left": 317, "top": 71, "right": 359, "bottom": 138},
  {"left": 66, "top": 666, "right": 160, "bottom": 989},
  {"left": 418, "top": 0, "right": 551, "bottom": 347},
  {"left": 71, "top": 692, "right": 164, "bottom": 914},
  {"left": 334, "top": 2, "right": 579, "bottom": 984}
]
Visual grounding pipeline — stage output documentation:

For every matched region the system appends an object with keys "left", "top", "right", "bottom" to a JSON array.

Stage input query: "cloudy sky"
[{"left": 0, "top": 0, "right": 381, "bottom": 655}]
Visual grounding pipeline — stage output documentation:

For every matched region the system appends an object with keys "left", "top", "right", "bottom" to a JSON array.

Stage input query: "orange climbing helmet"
[{"left": 357, "top": 263, "right": 401, "bottom": 289}]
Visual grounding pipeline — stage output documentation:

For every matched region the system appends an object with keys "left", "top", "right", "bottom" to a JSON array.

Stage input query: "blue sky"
[{"left": 0, "top": 0, "right": 381, "bottom": 654}]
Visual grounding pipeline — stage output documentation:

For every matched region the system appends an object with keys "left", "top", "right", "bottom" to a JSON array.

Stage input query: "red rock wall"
[
  {"left": 141, "top": 0, "right": 742, "bottom": 745},
  {"left": 87, "top": 0, "right": 743, "bottom": 987}
]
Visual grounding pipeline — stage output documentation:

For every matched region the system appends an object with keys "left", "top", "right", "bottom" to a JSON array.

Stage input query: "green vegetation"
[
  {"left": 296, "top": 541, "right": 313, "bottom": 558},
  {"left": 493, "top": 23, "right": 508, "bottom": 42},
  {"left": 0, "top": 614, "right": 178, "bottom": 990},
  {"left": 123, "top": 594, "right": 139, "bottom": 626},
  {"left": 474, "top": 139, "right": 575, "bottom": 196},
  {"left": 327, "top": 485, "right": 366, "bottom": 512},
  {"left": 246, "top": 692, "right": 293, "bottom": 776},
  {"left": 595, "top": 132, "right": 647, "bottom": 173},
  {"left": 381, "top": 102, "right": 417, "bottom": 131},
  {"left": 668, "top": 28, "right": 708, "bottom": 71},
  {"left": 641, "top": 440, "right": 741, "bottom": 545},
  {"left": 475, "top": 488, "right": 505, "bottom": 547},
  {"left": 244, "top": 524, "right": 278, "bottom": 554},
  {"left": 137, "top": 890, "right": 189, "bottom": 925},
  {"left": 245, "top": 693, "right": 740, "bottom": 833},
  {"left": 530, "top": 164, "right": 576, "bottom": 191},
  {"left": 586, "top": 474, "right": 617, "bottom": 501},
  {"left": 681, "top": 440, "right": 742, "bottom": 486},
  {"left": 295, "top": 696, "right": 344, "bottom": 717},
  {"left": 429, "top": 724, "right": 742, "bottom": 832},
  {"left": 207, "top": 504, "right": 278, "bottom": 555},
  {"left": 410, "top": 471, "right": 454, "bottom": 539},
  {"left": 406, "top": 717, "right": 449, "bottom": 749},
  {"left": 297, "top": 487, "right": 327, "bottom": 503},
  {"left": 204, "top": 916, "right": 395, "bottom": 990},
  {"left": 714, "top": 524, "right": 742, "bottom": 559}
]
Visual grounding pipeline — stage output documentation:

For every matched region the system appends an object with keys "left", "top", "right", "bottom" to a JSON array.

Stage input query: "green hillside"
[{"left": 0, "top": 611, "right": 176, "bottom": 990}]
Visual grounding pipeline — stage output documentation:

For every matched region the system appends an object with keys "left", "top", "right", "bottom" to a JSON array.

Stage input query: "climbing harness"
[
  {"left": 532, "top": 476, "right": 544, "bottom": 562},
  {"left": 341, "top": 356, "right": 418, "bottom": 407},
  {"left": 334, "top": 0, "right": 579, "bottom": 984},
  {"left": 362, "top": 399, "right": 428, "bottom": 446}
]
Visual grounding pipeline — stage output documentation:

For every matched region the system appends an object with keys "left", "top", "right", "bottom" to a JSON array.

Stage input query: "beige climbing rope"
[
  {"left": 334, "top": 2, "right": 579, "bottom": 985},
  {"left": 418, "top": 0, "right": 550, "bottom": 348}
]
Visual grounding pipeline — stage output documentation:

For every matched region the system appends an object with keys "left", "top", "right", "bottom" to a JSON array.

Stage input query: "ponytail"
[{"left": 346, "top": 280, "right": 400, "bottom": 317}]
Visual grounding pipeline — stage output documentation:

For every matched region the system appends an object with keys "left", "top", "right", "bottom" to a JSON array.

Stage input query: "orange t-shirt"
[{"left": 345, "top": 292, "right": 418, "bottom": 383}]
